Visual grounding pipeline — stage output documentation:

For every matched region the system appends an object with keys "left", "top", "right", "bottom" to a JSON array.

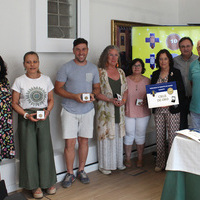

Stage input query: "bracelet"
[
  {"left": 23, "top": 113, "right": 28, "bottom": 119},
  {"left": 122, "top": 98, "right": 126, "bottom": 103}
]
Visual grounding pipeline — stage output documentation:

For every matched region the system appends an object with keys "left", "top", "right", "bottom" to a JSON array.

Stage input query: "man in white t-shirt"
[{"left": 55, "top": 38, "right": 100, "bottom": 188}]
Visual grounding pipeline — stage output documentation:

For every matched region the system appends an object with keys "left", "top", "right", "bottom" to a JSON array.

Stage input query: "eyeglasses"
[
  {"left": 180, "top": 45, "right": 192, "bottom": 49},
  {"left": 133, "top": 64, "right": 142, "bottom": 68},
  {"left": 108, "top": 53, "right": 119, "bottom": 57}
]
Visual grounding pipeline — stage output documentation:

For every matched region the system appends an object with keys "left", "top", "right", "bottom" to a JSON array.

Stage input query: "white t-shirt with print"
[{"left": 12, "top": 74, "right": 54, "bottom": 109}]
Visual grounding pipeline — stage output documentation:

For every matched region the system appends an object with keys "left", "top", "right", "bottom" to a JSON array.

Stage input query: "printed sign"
[{"left": 146, "top": 81, "right": 179, "bottom": 108}]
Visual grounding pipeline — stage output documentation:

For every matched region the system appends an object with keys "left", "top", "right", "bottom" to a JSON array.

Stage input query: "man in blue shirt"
[{"left": 55, "top": 38, "right": 100, "bottom": 188}]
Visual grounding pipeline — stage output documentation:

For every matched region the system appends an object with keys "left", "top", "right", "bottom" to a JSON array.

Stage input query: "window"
[
  {"left": 48, "top": 0, "right": 77, "bottom": 39},
  {"left": 35, "top": 0, "right": 89, "bottom": 52}
]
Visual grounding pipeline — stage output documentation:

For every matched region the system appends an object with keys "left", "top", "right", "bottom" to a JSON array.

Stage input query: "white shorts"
[{"left": 61, "top": 108, "right": 95, "bottom": 139}]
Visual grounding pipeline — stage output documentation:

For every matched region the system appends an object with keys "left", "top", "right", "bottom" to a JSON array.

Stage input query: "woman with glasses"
[
  {"left": 124, "top": 58, "right": 151, "bottom": 168},
  {"left": 151, "top": 49, "right": 185, "bottom": 172}
]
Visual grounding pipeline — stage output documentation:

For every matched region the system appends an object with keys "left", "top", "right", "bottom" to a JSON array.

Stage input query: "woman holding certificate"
[
  {"left": 12, "top": 51, "right": 57, "bottom": 199},
  {"left": 151, "top": 49, "right": 185, "bottom": 172}
]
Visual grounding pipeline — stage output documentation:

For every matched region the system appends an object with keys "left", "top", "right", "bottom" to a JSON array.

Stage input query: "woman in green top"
[{"left": 96, "top": 45, "right": 128, "bottom": 175}]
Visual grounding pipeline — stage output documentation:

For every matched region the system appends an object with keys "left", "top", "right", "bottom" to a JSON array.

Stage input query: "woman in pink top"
[{"left": 124, "top": 58, "right": 151, "bottom": 168}]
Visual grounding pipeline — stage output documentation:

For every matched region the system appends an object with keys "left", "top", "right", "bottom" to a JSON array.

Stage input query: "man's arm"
[{"left": 54, "top": 80, "right": 84, "bottom": 103}]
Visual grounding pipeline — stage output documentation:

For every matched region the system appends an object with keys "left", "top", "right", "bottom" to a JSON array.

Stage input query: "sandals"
[
  {"left": 32, "top": 186, "right": 56, "bottom": 199},
  {"left": 32, "top": 188, "right": 43, "bottom": 199},
  {"left": 124, "top": 159, "right": 132, "bottom": 168},
  {"left": 136, "top": 160, "right": 143, "bottom": 168},
  {"left": 47, "top": 186, "right": 56, "bottom": 195}
]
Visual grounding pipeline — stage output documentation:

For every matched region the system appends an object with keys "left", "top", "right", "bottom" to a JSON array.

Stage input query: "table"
[{"left": 161, "top": 135, "right": 200, "bottom": 200}]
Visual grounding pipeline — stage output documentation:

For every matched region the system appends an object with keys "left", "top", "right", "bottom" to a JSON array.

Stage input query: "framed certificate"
[{"left": 146, "top": 81, "right": 179, "bottom": 109}]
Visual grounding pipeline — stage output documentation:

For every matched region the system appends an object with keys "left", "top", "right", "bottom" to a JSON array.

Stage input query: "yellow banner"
[{"left": 132, "top": 26, "right": 200, "bottom": 78}]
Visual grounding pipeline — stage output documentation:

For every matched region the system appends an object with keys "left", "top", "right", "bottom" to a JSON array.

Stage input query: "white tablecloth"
[{"left": 166, "top": 135, "right": 200, "bottom": 175}]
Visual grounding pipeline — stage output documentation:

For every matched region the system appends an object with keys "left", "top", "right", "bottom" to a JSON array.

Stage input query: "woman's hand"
[
  {"left": 113, "top": 99, "right": 125, "bottom": 107},
  {"left": 39, "top": 109, "right": 50, "bottom": 121},
  {"left": 139, "top": 98, "right": 147, "bottom": 106},
  {"left": 26, "top": 113, "right": 39, "bottom": 122}
]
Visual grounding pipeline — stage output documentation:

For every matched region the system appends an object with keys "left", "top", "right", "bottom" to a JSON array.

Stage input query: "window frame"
[{"left": 35, "top": 0, "right": 89, "bottom": 53}]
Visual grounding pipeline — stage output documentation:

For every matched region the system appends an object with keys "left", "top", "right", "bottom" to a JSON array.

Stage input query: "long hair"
[
  {"left": 155, "top": 49, "right": 174, "bottom": 70},
  {"left": 98, "top": 45, "right": 121, "bottom": 69},
  {"left": 0, "top": 56, "right": 7, "bottom": 81}
]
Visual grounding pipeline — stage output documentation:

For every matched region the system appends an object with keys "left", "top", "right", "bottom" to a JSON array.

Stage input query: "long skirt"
[
  {"left": 98, "top": 124, "right": 124, "bottom": 170},
  {"left": 18, "top": 110, "right": 57, "bottom": 190}
]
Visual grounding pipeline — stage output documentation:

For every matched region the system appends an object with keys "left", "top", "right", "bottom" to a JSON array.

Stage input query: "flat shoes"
[
  {"left": 124, "top": 160, "right": 132, "bottom": 167},
  {"left": 47, "top": 186, "right": 56, "bottom": 195},
  {"left": 32, "top": 188, "right": 43, "bottom": 199},
  {"left": 99, "top": 168, "right": 112, "bottom": 175}
]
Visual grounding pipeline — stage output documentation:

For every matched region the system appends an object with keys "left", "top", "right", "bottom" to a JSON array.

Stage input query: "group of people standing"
[{"left": 0, "top": 36, "right": 199, "bottom": 199}]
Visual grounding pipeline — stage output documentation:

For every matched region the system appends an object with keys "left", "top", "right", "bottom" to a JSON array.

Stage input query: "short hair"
[
  {"left": 23, "top": 51, "right": 39, "bottom": 63},
  {"left": 73, "top": 38, "right": 88, "bottom": 47},
  {"left": 0, "top": 56, "right": 7, "bottom": 81},
  {"left": 128, "top": 58, "right": 146, "bottom": 75},
  {"left": 98, "top": 45, "right": 121, "bottom": 69},
  {"left": 155, "top": 49, "right": 174, "bottom": 69},
  {"left": 179, "top": 37, "right": 193, "bottom": 47}
]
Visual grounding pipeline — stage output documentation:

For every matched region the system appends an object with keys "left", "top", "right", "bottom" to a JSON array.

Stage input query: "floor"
[{"left": 11, "top": 153, "right": 166, "bottom": 200}]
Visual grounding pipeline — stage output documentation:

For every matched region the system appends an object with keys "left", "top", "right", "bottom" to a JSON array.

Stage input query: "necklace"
[{"left": 136, "top": 85, "right": 138, "bottom": 91}]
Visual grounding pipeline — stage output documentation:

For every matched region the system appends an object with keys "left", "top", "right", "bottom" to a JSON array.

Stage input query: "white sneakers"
[
  {"left": 118, "top": 165, "right": 126, "bottom": 170},
  {"left": 99, "top": 165, "right": 126, "bottom": 175},
  {"left": 98, "top": 168, "right": 112, "bottom": 175}
]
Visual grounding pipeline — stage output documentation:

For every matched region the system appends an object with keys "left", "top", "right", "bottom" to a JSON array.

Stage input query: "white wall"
[
  {"left": 0, "top": 0, "right": 179, "bottom": 155},
  {"left": 89, "top": 0, "right": 179, "bottom": 64},
  {"left": 0, "top": 0, "right": 194, "bottom": 193},
  {"left": 178, "top": 0, "right": 200, "bottom": 25}
]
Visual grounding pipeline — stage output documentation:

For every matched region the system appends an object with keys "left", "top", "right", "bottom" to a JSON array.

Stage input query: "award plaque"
[
  {"left": 82, "top": 93, "right": 90, "bottom": 101},
  {"left": 37, "top": 111, "right": 45, "bottom": 119},
  {"left": 114, "top": 93, "right": 122, "bottom": 101},
  {"left": 136, "top": 99, "right": 143, "bottom": 106}
]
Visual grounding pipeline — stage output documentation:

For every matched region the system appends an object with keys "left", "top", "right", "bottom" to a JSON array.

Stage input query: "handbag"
[{"left": 0, "top": 179, "right": 8, "bottom": 200}]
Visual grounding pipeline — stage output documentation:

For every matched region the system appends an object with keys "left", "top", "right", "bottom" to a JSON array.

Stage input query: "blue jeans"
[{"left": 190, "top": 111, "right": 200, "bottom": 129}]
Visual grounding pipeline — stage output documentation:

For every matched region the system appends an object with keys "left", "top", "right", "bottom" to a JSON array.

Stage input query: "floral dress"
[
  {"left": 0, "top": 78, "right": 15, "bottom": 161},
  {"left": 96, "top": 68, "right": 127, "bottom": 170}
]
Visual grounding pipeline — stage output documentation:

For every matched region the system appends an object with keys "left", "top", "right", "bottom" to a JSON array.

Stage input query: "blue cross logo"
[
  {"left": 146, "top": 54, "right": 156, "bottom": 69},
  {"left": 145, "top": 33, "right": 159, "bottom": 49}
]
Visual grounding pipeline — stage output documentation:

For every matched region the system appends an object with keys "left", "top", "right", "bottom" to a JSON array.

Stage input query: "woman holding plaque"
[
  {"left": 12, "top": 51, "right": 56, "bottom": 199},
  {"left": 96, "top": 45, "right": 128, "bottom": 175},
  {"left": 124, "top": 58, "right": 151, "bottom": 168},
  {"left": 151, "top": 49, "right": 185, "bottom": 172}
]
